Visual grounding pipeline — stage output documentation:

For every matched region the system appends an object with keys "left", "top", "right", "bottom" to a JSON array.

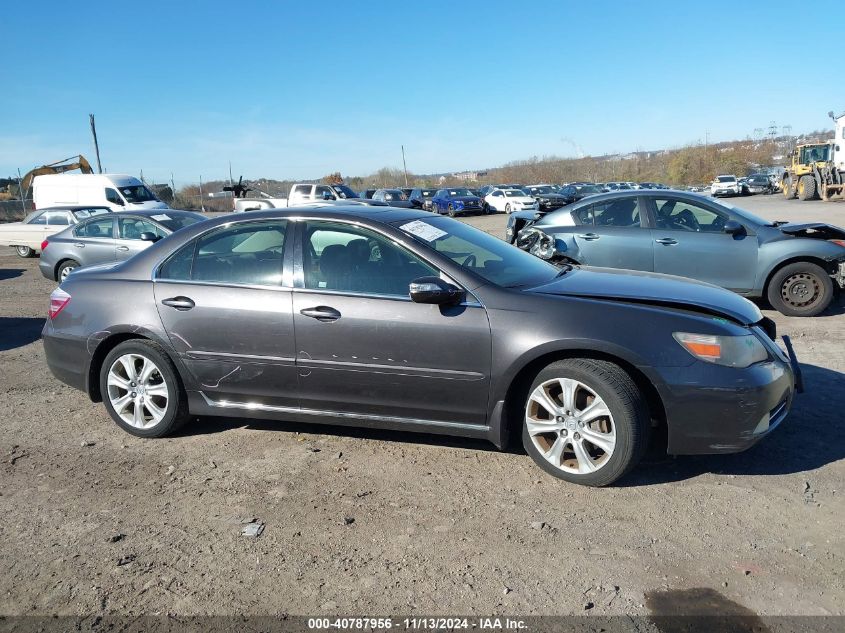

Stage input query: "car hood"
[
  {"left": 529, "top": 266, "right": 763, "bottom": 325},
  {"left": 779, "top": 223, "right": 845, "bottom": 240},
  {"left": 125, "top": 201, "right": 169, "bottom": 210}
]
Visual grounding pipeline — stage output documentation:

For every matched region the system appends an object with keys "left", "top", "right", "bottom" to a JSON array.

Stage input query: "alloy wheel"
[
  {"left": 525, "top": 377, "right": 616, "bottom": 474},
  {"left": 107, "top": 353, "right": 170, "bottom": 429},
  {"left": 59, "top": 265, "right": 76, "bottom": 281}
]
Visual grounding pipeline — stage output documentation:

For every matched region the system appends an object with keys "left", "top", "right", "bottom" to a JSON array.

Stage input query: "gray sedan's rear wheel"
[
  {"left": 57, "top": 259, "right": 80, "bottom": 282},
  {"left": 767, "top": 262, "right": 833, "bottom": 317},
  {"left": 522, "top": 359, "right": 649, "bottom": 487},
  {"left": 15, "top": 245, "right": 35, "bottom": 258},
  {"left": 100, "top": 340, "right": 189, "bottom": 437}
]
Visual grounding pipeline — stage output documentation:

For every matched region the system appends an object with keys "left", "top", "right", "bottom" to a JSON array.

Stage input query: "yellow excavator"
[{"left": 0, "top": 155, "right": 94, "bottom": 200}]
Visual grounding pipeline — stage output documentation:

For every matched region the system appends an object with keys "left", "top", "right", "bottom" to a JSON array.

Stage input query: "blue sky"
[{"left": 2, "top": 0, "right": 843, "bottom": 185}]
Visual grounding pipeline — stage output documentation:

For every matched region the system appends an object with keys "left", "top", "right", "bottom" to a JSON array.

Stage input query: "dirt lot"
[{"left": 0, "top": 195, "right": 843, "bottom": 622}]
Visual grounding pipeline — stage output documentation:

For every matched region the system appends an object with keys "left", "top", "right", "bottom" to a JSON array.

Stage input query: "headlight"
[
  {"left": 521, "top": 229, "right": 556, "bottom": 259},
  {"left": 673, "top": 332, "right": 769, "bottom": 368}
]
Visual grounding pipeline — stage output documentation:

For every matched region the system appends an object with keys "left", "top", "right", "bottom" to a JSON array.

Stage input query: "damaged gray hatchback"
[{"left": 43, "top": 207, "right": 798, "bottom": 486}]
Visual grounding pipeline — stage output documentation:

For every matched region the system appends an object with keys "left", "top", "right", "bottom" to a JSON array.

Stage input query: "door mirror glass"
[
  {"left": 723, "top": 220, "right": 744, "bottom": 235},
  {"left": 139, "top": 231, "right": 161, "bottom": 242},
  {"left": 409, "top": 276, "right": 464, "bottom": 305}
]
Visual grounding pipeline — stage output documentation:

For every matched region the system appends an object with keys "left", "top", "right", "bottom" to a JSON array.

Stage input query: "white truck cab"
[{"left": 33, "top": 174, "right": 169, "bottom": 211}]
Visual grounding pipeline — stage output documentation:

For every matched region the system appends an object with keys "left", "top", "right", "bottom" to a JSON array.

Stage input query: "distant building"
[{"left": 452, "top": 170, "right": 488, "bottom": 182}]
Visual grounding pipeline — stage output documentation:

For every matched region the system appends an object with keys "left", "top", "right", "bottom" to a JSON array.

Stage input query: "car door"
[
  {"left": 291, "top": 219, "right": 491, "bottom": 426},
  {"left": 115, "top": 216, "right": 167, "bottom": 261},
  {"left": 649, "top": 196, "right": 758, "bottom": 292},
  {"left": 569, "top": 196, "right": 654, "bottom": 271},
  {"left": 71, "top": 216, "right": 117, "bottom": 266},
  {"left": 153, "top": 220, "right": 298, "bottom": 409},
  {"left": 489, "top": 190, "right": 504, "bottom": 211}
]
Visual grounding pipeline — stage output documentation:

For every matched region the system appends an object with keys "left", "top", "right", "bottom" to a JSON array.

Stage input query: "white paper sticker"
[
  {"left": 151, "top": 214, "right": 171, "bottom": 221},
  {"left": 400, "top": 220, "right": 447, "bottom": 242}
]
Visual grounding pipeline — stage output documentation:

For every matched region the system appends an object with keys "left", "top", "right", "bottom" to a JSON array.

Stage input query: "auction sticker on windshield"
[
  {"left": 151, "top": 214, "right": 171, "bottom": 221},
  {"left": 400, "top": 220, "right": 447, "bottom": 242}
]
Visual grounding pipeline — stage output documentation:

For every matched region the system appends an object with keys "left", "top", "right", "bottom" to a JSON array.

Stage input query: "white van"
[{"left": 33, "top": 174, "right": 169, "bottom": 211}]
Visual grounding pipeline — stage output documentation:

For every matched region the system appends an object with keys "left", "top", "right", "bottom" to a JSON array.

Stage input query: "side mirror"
[
  {"left": 409, "top": 276, "right": 464, "bottom": 305},
  {"left": 139, "top": 231, "right": 161, "bottom": 242},
  {"left": 723, "top": 220, "right": 744, "bottom": 236}
]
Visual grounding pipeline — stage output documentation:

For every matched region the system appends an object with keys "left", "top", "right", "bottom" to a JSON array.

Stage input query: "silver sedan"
[{"left": 39, "top": 210, "right": 206, "bottom": 282}]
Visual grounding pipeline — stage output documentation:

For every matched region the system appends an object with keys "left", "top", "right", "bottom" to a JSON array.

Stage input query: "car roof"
[
  {"left": 77, "top": 209, "right": 202, "bottom": 220},
  {"left": 40, "top": 205, "right": 112, "bottom": 212},
  {"left": 226, "top": 205, "right": 430, "bottom": 224}
]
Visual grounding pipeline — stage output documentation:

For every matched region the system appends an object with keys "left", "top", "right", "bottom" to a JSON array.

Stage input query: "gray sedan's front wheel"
[
  {"left": 15, "top": 245, "right": 35, "bottom": 258},
  {"left": 522, "top": 359, "right": 650, "bottom": 487},
  {"left": 100, "top": 340, "right": 189, "bottom": 438}
]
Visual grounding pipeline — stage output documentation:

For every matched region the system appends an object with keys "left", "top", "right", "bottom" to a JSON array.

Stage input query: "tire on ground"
[
  {"left": 766, "top": 261, "right": 834, "bottom": 317},
  {"left": 99, "top": 339, "right": 190, "bottom": 438},
  {"left": 521, "top": 358, "right": 650, "bottom": 487}
]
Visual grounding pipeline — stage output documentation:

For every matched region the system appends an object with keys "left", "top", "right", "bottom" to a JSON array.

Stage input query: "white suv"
[{"left": 711, "top": 175, "right": 740, "bottom": 197}]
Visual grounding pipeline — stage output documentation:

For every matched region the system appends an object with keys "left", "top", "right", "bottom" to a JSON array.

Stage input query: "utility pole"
[
  {"left": 171, "top": 172, "right": 176, "bottom": 201},
  {"left": 199, "top": 175, "right": 206, "bottom": 213},
  {"left": 89, "top": 114, "right": 103, "bottom": 174},
  {"left": 16, "top": 168, "right": 26, "bottom": 213},
  {"left": 228, "top": 162, "right": 234, "bottom": 189},
  {"left": 401, "top": 145, "right": 409, "bottom": 187}
]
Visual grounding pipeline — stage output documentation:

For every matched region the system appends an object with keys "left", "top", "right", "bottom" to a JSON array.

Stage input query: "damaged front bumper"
[{"left": 835, "top": 261, "right": 845, "bottom": 288}]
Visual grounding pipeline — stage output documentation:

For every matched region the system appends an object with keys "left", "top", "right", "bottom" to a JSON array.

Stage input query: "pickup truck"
[{"left": 233, "top": 183, "right": 383, "bottom": 212}]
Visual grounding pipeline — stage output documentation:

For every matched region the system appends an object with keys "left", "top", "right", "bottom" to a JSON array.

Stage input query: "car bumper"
[
  {"left": 653, "top": 356, "right": 795, "bottom": 455},
  {"left": 746, "top": 186, "right": 767, "bottom": 193},
  {"left": 42, "top": 321, "right": 91, "bottom": 393},
  {"left": 38, "top": 258, "right": 55, "bottom": 280},
  {"left": 711, "top": 188, "right": 739, "bottom": 196}
]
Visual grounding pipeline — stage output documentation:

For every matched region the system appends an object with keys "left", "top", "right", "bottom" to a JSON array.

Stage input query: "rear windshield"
[
  {"left": 72, "top": 208, "right": 110, "bottom": 220},
  {"left": 155, "top": 213, "right": 205, "bottom": 231}
]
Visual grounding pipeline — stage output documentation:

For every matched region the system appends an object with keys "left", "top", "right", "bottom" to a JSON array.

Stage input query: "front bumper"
[
  {"left": 834, "top": 261, "right": 845, "bottom": 288},
  {"left": 711, "top": 188, "right": 739, "bottom": 196},
  {"left": 653, "top": 353, "right": 795, "bottom": 455}
]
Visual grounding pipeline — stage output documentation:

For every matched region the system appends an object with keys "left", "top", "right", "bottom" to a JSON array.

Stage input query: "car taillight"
[
  {"left": 831, "top": 239, "right": 845, "bottom": 248},
  {"left": 49, "top": 288, "right": 71, "bottom": 319},
  {"left": 41, "top": 240, "right": 49, "bottom": 251}
]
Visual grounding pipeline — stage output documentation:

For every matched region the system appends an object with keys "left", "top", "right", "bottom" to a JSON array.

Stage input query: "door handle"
[
  {"left": 576, "top": 233, "right": 600, "bottom": 240},
  {"left": 655, "top": 238, "right": 678, "bottom": 245},
  {"left": 73, "top": 242, "right": 85, "bottom": 248},
  {"left": 161, "top": 296, "right": 195, "bottom": 311},
  {"left": 300, "top": 306, "right": 341, "bottom": 322},
  {"left": 116, "top": 245, "right": 129, "bottom": 252}
]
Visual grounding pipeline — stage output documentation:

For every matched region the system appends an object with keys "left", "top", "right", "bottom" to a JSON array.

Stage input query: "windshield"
[
  {"left": 710, "top": 198, "right": 775, "bottom": 226},
  {"left": 717, "top": 176, "right": 736, "bottom": 183},
  {"left": 395, "top": 217, "right": 559, "bottom": 288},
  {"left": 447, "top": 188, "right": 473, "bottom": 196},
  {"left": 504, "top": 190, "right": 525, "bottom": 197},
  {"left": 576, "top": 185, "right": 602, "bottom": 194},
  {"left": 528, "top": 186, "right": 553, "bottom": 194},
  {"left": 331, "top": 184, "right": 359, "bottom": 199},
  {"left": 118, "top": 185, "right": 158, "bottom": 203},
  {"left": 418, "top": 189, "right": 435, "bottom": 197}
]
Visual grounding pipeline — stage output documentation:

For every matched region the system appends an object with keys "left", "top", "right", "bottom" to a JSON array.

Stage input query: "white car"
[
  {"left": 0, "top": 206, "right": 112, "bottom": 257},
  {"left": 483, "top": 188, "right": 538, "bottom": 214},
  {"left": 710, "top": 175, "right": 740, "bottom": 197}
]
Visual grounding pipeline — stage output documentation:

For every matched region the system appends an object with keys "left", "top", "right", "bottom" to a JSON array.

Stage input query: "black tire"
[
  {"left": 521, "top": 359, "right": 650, "bottom": 487},
  {"left": 798, "top": 175, "right": 817, "bottom": 201},
  {"left": 57, "top": 259, "right": 80, "bottom": 282},
  {"left": 482, "top": 202, "right": 491, "bottom": 214},
  {"left": 15, "top": 245, "right": 35, "bottom": 258},
  {"left": 99, "top": 339, "right": 190, "bottom": 438},
  {"left": 505, "top": 203, "right": 512, "bottom": 214},
  {"left": 447, "top": 204, "right": 456, "bottom": 217},
  {"left": 767, "top": 262, "right": 834, "bottom": 317},
  {"left": 783, "top": 175, "right": 796, "bottom": 199}
]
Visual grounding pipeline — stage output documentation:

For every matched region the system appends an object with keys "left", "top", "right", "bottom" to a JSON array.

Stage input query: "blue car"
[{"left": 430, "top": 187, "right": 485, "bottom": 216}]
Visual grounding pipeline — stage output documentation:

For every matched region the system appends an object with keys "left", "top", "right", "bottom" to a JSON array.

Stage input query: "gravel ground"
[{"left": 0, "top": 194, "right": 842, "bottom": 621}]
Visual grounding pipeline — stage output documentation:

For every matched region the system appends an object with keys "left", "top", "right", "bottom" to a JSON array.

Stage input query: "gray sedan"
[
  {"left": 42, "top": 206, "right": 798, "bottom": 486},
  {"left": 509, "top": 190, "right": 845, "bottom": 316},
  {"left": 39, "top": 210, "right": 206, "bottom": 281}
]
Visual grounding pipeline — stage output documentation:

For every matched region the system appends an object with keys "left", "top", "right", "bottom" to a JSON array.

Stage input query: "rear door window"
[
  {"left": 74, "top": 217, "right": 115, "bottom": 238},
  {"left": 159, "top": 221, "right": 287, "bottom": 286},
  {"left": 588, "top": 198, "right": 643, "bottom": 227}
]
